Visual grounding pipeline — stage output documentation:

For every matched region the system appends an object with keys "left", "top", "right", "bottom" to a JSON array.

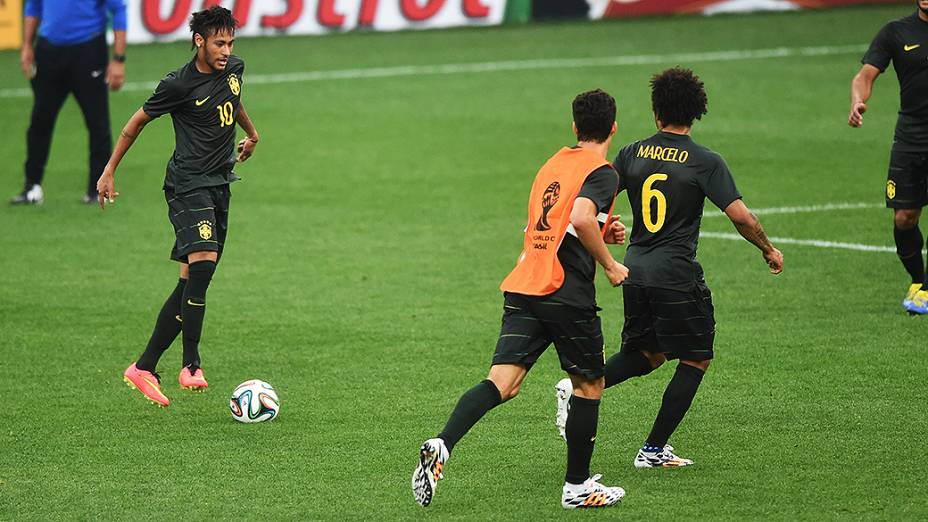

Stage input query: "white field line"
[
  {"left": 700, "top": 201, "right": 895, "bottom": 253},
  {"left": 702, "top": 201, "right": 884, "bottom": 219},
  {"left": 700, "top": 231, "right": 896, "bottom": 253},
  {"left": 0, "top": 43, "right": 867, "bottom": 99}
]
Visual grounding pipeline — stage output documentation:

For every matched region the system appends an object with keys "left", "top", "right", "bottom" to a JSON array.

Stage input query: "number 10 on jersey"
[
  {"left": 216, "top": 101, "right": 234, "bottom": 127},
  {"left": 642, "top": 173, "right": 668, "bottom": 233}
]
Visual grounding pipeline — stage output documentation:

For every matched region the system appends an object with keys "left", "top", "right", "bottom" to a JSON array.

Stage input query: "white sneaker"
[
  {"left": 411, "top": 438, "right": 449, "bottom": 507},
  {"left": 561, "top": 474, "right": 625, "bottom": 509},
  {"left": 554, "top": 377, "right": 572, "bottom": 441},
  {"left": 10, "top": 184, "right": 44, "bottom": 205},
  {"left": 634, "top": 445, "right": 694, "bottom": 468}
]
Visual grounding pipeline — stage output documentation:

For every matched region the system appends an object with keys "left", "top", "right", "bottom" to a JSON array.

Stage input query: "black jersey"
[
  {"left": 863, "top": 13, "right": 928, "bottom": 150},
  {"left": 614, "top": 132, "right": 741, "bottom": 290},
  {"left": 143, "top": 55, "right": 245, "bottom": 193},
  {"left": 548, "top": 164, "right": 619, "bottom": 309}
]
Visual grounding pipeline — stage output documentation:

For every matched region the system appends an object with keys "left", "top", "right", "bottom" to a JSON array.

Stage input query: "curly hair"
[
  {"left": 189, "top": 6, "right": 238, "bottom": 49},
  {"left": 572, "top": 89, "right": 616, "bottom": 143},
  {"left": 650, "top": 67, "right": 708, "bottom": 128}
]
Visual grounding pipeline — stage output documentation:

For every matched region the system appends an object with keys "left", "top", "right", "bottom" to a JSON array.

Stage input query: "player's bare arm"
[
  {"left": 96, "top": 108, "right": 154, "bottom": 209},
  {"left": 724, "top": 199, "right": 783, "bottom": 274},
  {"left": 849, "top": 64, "right": 881, "bottom": 128},
  {"left": 235, "top": 103, "right": 259, "bottom": 162},
  {"left": 106, "top": 30, "right": 127, "bottom": 91},
  {"left": 20, "top": 16, "right": 39, "bottom": 79},
  {"left": 571, "top": 197, "right": 629, "bottom": 286}
]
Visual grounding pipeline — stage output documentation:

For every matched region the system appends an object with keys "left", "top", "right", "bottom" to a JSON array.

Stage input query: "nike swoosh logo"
[
  {"left": 91, "top": 70, "right": 103, "bottom": 78},
  {"left": 186, "top": 299, "right": 206, "bottom": 307},
  {"left": 905, "top": 44, "right": 921, "bottom": 51},
  {"left": 195, "top": 96, "right": 210, "bottom": 106}
]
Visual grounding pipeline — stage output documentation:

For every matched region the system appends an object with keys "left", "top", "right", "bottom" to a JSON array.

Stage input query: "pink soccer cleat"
[
  {"left": 123, "top": 363, "right": 170, "bottom": 407},
  {"left": 179, "top": 366, "right": 208, "bottom": 391}
]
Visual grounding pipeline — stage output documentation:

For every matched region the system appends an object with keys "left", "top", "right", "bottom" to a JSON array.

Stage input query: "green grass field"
[{"left": 2, "top": 4, "right": 927, "bottom": 520}]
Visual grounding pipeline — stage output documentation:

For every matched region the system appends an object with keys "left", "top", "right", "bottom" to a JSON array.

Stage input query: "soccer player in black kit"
[
  {"left": 96, "top": 6, "right": 260, "bottom": 407},
  {"left": 555, "top": 68, "right": 783, "bottom": 468},
  {"left": 850, "top": 0, "right": 928, "bottom": 314}
]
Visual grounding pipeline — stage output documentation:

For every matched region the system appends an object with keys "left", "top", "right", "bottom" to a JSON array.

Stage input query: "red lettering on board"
[
  {"left": 142, "top": 0, "right": 192, "bottom": 35},
  {"left": 400, "top": 0, "right": 445, "bottom": 22},
  {"left": 318, "top": 0, "right": 345, "bottom": 27},
  {"left": 262, "top": 0, "right": 304, "bottom": 28},
  {"left": 462, "top": 0, "right": 489, "bottom": 18},
  {"left": 358, "top": 0, "right": 379, "bottom": 26}
]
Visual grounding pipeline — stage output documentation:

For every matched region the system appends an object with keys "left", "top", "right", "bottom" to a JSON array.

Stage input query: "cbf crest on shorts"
[{"left": 197, "top": 220, "right": 214, "bottom": 240}]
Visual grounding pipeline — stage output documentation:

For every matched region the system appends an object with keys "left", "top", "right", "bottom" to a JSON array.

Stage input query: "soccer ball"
[{"left": 229, "top": 380, "right": 279, "bottom": 423}]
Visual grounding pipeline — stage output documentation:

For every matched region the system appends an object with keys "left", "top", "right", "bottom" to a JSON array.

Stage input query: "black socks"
[
  {"left": 136, "top": 278, "right": 187, "bottom": 372},
  {"left": 646, "top": 363, "right": 705, "bottom": 448},
  {"left": 564, "top": 395, "right": 600, "bottom": 485},
  {"left": 894, "top": 225, "right": 925, "bottom": 285},
  {"left": 604, "top": 351, "right": 655, "bottom": 388},
  {"left": 181, "top": 260, "right": 216, "bottom": 370},
  {"left": 437, "top": 379, "right": 502, "bottom": 453}
]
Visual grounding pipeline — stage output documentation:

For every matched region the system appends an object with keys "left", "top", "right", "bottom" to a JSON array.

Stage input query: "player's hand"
[
  {"left": 96, "top": 169, "right": 119, "bottom": 210},
  {"left": 604, "top": 259, "right": 629, "bottom": 287},
  {"left": 20, "top": 44, "right": 35, "bottom": 79},
  {"left": 237, "top": 137, "right": 257, "bottom": 162},
  {"left": 604, "top": 214, "right": 626, "bottom": 245},
  {"left": 106, "top": 60, "right": 125, "bottom": 91},
  {"left": 764, "top": 247, "right": 783, "bottom": 275},
  {"left": 848, "top": 101, "right": 867, "bottom": 127}
]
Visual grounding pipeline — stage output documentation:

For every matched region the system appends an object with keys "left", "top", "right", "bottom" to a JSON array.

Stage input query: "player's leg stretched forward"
[
  {"left": 414, "top": 363, "right": 623, "bottom": 508},
  {"left": 123, "top": 251, "right": 215, "bottom": 406}
]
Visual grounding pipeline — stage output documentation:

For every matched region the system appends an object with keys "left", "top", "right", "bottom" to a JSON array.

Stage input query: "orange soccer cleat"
[
  {"left": 123, "top": 363, "right": 170, "bottom": 407},
  {"left": 178, "top": 366, "right": 208, "bottom": 391}
]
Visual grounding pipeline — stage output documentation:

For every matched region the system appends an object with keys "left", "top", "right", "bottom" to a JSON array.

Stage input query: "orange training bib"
[{"left": 500, "top": 147, "right": 612, "bottom": 296}]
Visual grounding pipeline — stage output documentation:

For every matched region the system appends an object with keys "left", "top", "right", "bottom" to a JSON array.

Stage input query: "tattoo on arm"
[{"left": 736, "top": 213, "right": 773, "bottom": 252}]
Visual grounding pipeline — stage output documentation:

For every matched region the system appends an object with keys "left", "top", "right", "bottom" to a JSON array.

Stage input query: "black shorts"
[
  {"left": 620, "top": 283, "right": 715, "bottom": 361},
  {"left": 886, "top": 146, "right": 928, "bottom": 209},
  {"left": 165, "top": 185, "right": 230, "bottom": 263},
  {"left": 492, "top": 293, "right": 605, "bottom": 380}
]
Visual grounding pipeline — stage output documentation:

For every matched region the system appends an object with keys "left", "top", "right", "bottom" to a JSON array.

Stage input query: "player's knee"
[
  {"left": 894, "top": 210, "right": 921, "bottom": 229},
  {"left": 572, "top": 376, "right": 604, "bottom": 400},
  {"left": 504, "top": 383, "right": 521, "bottom": 401},
  {"left": 641, "top": 350, "right": 667, "bottom": 369},
  {"left": 487, "top": 375, "right": 519, "bottom": 401},
  {"left": 681, "top": 359, "right": 710, "bottom": 372},
  {"left": 188, "top": 259, "right": 216, "bottom": 281}
]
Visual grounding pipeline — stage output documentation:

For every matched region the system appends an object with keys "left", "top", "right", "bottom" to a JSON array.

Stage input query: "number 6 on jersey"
[{"left": 642, "top": 173, "right": 668, "bottom": 233}]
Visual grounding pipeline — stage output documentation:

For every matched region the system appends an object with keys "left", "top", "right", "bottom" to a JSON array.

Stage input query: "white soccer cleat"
[
  {"left": 634, "top": 445, "right": 694, "bottom": 468},
  {"left": 561, "top": 474, "right": 625, "bottom": 509},
  {"left": 554, "top": 377, "right": 572, "bottom": 441},
  {"left": 10, "top": 184, "right": 44, "bottom": 205},
  {"left": 412, "top": 438, "right": 449, "bottom": 507}
]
